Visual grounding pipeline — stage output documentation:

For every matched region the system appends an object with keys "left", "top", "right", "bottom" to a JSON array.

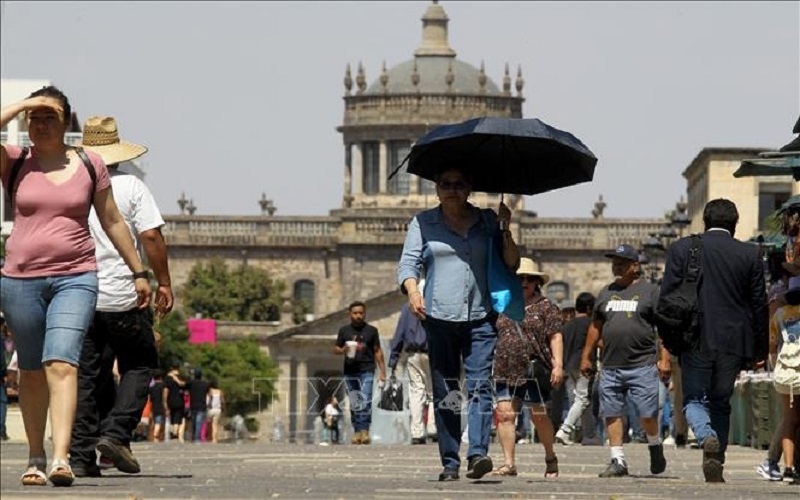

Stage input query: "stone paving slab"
[{"left": 1, "top": 439, "right": 797, "bottom": 499}]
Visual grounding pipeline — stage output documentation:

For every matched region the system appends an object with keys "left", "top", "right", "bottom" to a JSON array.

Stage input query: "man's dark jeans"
[
  {"left": 680, "top": 347, "right": 742, "bottom": 457},
  {"left": 70, "top": 308, "right": 159, "bottom": 467}
]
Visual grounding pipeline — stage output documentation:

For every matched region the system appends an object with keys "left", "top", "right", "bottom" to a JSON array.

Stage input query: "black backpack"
[
  {"left": 654, "top": 234, "right": 703, "bottom": 356},
  {"left": 5, "top": 146, "right": 97, "bottom": 205}
]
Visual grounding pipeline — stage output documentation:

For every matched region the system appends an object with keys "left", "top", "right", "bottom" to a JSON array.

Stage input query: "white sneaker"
[
  {"left": 663, "top": 436, "right": 676, "bottom": 446},
  {"left": 555, "top": 429, "right": 573, "bottom": 446}
]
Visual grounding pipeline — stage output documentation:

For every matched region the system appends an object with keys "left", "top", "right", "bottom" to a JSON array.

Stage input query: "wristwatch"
[{"left": 133, "top": 270, "right": 150, "bottom": 280}]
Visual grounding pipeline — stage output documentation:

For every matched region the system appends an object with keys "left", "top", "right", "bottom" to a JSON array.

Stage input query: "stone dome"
[{"left": 365, "top": 56, "right": 500, "bottom": 95}]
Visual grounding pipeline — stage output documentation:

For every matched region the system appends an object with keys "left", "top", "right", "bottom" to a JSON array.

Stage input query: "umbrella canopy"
[
  {"left": 733, "top": 152, "right": 800, "bottom": 181},
  {"left": 400, "top": 117, "right": 597, "bottom": 196}
]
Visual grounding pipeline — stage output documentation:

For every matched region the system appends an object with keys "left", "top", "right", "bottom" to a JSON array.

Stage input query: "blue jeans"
[
  {"left": 424, "top": 316, "right": 496, "bottom": 471},
  {"left": 193, "top": 410, "right": 208, "bottom": 442},
  {"left": 680, "top": 348, "right": 742, "bottom": 456},
  {"left": 0, "top": 273, "right": 97, "bottom": 369},
  {"left": 344, "top": 371, "right": 374, "bottom": 432}
]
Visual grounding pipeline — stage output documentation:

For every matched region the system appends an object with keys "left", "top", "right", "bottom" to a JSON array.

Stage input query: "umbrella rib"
[{"left": 387, "top": 151, "right": 412, "bottom": 181}]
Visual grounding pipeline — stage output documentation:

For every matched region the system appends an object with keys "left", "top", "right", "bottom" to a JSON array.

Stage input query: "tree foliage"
[{"left": 181, "top": 257, "right": 285, "bottom": 322}]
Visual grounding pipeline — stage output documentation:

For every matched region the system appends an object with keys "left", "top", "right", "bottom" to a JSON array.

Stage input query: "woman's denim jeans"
[
  {"left": 1, "top": 272, "right": 97, "bottom": 369},
  {"left": 424, "top": 316, "right": 497, "bottom": 471}
]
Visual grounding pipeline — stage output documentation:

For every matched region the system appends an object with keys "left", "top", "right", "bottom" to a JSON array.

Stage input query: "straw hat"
[
  {"left": 79, "top": 116, "right": 148, "bottom": 165},
  {"left": 516, "top": 257, "right": 549, "bottom": 284}
]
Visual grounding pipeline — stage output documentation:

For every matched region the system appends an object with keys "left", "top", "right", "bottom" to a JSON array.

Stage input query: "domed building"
[
  {"left": 338, "top": 0, "right": 525, "bottom": 211},
  {"left": 155, "top": 2, "right": 754, "bottom": 442}
]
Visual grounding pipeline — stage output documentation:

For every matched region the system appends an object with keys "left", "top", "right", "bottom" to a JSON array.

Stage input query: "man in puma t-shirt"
[{"left": 581, "top": 244, "right": 671, "bottom": 478}]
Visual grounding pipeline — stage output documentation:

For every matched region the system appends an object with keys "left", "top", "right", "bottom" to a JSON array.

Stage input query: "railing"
[
  {"left": 162, "top": 217, "right": 340, "bottom": 247},
  {"left": 163, "top": 214, "right": 666, "bottom": 251},
  {"left": 2, "top": 132, "right": 82, "bottom": 147}
]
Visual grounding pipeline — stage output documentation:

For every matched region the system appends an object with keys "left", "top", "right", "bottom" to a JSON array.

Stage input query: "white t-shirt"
[{"left": 89, "top": 170, "right": 164, "bottom": 312}]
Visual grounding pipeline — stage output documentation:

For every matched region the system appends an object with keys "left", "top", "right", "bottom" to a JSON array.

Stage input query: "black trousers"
[{"left": 70, "top": 308, "right": 159, "bottom": 467}]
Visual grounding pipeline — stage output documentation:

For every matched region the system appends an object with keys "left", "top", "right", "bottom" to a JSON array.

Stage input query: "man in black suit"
[{"left": 660, "top": 198, "right": 768, "bottom": 483}]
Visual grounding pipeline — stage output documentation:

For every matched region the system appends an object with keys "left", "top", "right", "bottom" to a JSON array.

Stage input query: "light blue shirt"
[{"left": 397, "top": 205, "right": 497, "bottom": 322}]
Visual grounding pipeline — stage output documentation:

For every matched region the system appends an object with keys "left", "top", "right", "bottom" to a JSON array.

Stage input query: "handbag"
[
  {"left": 484, "top": 213, "right": 525, "bottom": 322},
  {"left": 514, "top": 323, "right": 552, "bottom": 403},
  {"left": 377, "top": 375, "right": 404, "bottom": 412}
]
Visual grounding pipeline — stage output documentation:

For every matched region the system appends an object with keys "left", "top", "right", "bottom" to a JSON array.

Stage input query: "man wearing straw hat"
[{"left": 69, "top": 116, "right": 173, "bottom": 477}]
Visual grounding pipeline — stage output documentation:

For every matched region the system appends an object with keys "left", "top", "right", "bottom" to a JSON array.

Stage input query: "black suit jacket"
[{"left": 660, "top": 229, "right": 768, "bottom": 360}]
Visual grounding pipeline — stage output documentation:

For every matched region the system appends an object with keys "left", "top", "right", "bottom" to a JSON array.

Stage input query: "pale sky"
[{"left": 1, "top": 1, "right": 797, "bottom": 218}]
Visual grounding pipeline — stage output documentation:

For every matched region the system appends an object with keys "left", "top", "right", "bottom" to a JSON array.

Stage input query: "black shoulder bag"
[
  {"left": 6, "top": 146, "right": 97, "bottom": 205},
  {"left": 654, "top": 235, "right": 703, "bottom": 356}
]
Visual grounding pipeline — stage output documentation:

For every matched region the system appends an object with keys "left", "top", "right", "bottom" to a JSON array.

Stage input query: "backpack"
[
  {"left": 5, "top": 146, "right": 97, "bottom": 205},
  {"left": 654, "top": 235, "right": 703, "bottom": 356},
  {"left": 774, "top": 317, "right": 800, "bottom": 407}
]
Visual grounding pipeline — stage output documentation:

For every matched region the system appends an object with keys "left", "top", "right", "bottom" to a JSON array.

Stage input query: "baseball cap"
[{"left": 604, "top": 244, "right": 640, "bottom": 262}]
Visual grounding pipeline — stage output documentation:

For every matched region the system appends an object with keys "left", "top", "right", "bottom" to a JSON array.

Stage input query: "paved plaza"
[{"left": 0, "top": 436, "right": 796, "bottom": 499}]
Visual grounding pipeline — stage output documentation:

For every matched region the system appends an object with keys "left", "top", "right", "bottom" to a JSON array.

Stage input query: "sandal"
[
  {"left": 48, "top": 458, "right": 75, "bottom": 487},
  {"left": 490, "top": 464, "right": 518, "bottom": 476},
  {"left": 21, "top": 457, "right": 48, "bottom": 486},
  {"left": 545, "top": 455, "right": 559, "bottom": 478}
]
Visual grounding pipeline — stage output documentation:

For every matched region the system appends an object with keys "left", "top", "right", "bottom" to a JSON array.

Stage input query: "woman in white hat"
[
  {"left": 491, "top": 257, "right": 564, "bottom": 478},
  {"left": 0, "top": 87, "right": 150, "bottom": 486}
]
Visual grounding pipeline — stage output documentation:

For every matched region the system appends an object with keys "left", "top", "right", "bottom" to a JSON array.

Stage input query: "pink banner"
[{"left": 187, "top": 318, "right": 217, "bottom": 345}]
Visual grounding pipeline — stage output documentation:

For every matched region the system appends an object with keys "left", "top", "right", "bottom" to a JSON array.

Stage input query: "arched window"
[
  {"left": 545, "top": 281, "right": 570, "bottom": 306},
  {"left": 293, "top": 280, "right": 316, "bottom": 321}
]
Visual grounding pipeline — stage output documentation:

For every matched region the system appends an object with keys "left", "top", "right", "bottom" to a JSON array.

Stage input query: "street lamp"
[{"left": 642, "top": 233, "right": 665, "bottom": 283}]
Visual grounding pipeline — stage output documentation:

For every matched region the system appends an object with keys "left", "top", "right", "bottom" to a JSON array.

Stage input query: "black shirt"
[
  {"left": 165, "top": 375, "right": 184, "bottom": 409},
  {"left": 149, "top": 381, "right": 165, "bottom": 416},
  {"left": 335, "top": 323, "right": 380, "bottom": 375},
  {"left": 562, "top": 316, "right": 595, "bottom": 372},
  {"left": 187, "top": 379, "right": 210, "bottom": 411}
]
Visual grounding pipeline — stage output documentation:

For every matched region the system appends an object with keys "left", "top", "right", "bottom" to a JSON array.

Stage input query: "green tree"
[
  {"left": 155, "top": 309, "right": 193, "bottom": 370},
  {"left": 189, "top": 339, "right": 278, "bottom": 415},
  {"left": 181, "top": 257, "right": 285, "bottom": 321}
]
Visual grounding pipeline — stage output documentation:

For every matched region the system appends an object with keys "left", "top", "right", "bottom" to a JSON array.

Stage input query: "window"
[
  {"left": 419, "top": 178, "right": 437, "bottom": 195},
  {"left": 758, "top": 183, "right": 792, "bottom": 230},
  {"left": 362, "top": 142, "right": 379, "bottom": 195},
  {"left": 387, "top": 140, "right": 411, "bottom": 194},
  {"left": 545, "top": 281, "right": 570, "bottom": 305},
  {"left": 293, "top": 279, "right": 315, "bottom": 319}
]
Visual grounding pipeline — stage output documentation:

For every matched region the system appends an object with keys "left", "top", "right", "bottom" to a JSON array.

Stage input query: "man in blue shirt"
[{"left": 388, "top": 286, "right": 437, "bottom": 445}]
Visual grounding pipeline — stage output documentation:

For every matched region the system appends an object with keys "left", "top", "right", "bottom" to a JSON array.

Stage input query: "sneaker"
[
  {"left": 438, "top": 467, "right": 459, "bottom": 481},
  {"left": 649, "top": 444, "right": 667, "bottom": 474},
  {"left": 756, "top": 459, "right": 782, "bottom": 481},
  {"left": 96, "top": 437, "right": 141, "bottom": 474},
  {"left": 599, "top": 458, "right": 629, "bottom": 478},
  {"left": 360, "top": 430, "right": 371, "bottom": 445},
  {"left": 465, "top": 455, "right": 493, "bottom": 480},
  {"left": 98, "top": 455, "right": 114, "bottom": 470},
  {"left": 674, "top": 434, "right": 687, "bottom": 448},
  {"left": 555, "top": 429, "right": 573, "bottom": 446},
  {"left": 351, "top": 431, "right": 362, "bottom": 445},
  {"left": 783, "top": 467, "right": 797, "bottom": 483},
  {"left": 516, "top": 438, "right": 530, "bottom": 444},
  {"left": 411, "top": 437, "right": 426, "bottom": 445},
  {"left": 701, "top": 436, "right": 724, "bottom": 483},
  {"left": 662, "top": 436, "right": 676, "bottom": 446}
]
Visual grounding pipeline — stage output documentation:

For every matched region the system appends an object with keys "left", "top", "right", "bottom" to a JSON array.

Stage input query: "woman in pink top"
[{"left": 0, "top": 86, "right": 150, "bottom": 487}]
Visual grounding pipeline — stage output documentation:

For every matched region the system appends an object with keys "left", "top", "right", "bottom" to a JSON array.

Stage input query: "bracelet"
[{"left": 132, "top": 270, "right": 150, "bottom": 280}]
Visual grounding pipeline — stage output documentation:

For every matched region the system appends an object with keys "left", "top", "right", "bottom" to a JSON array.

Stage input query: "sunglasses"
[
  {"left": 520, "top": 276, "right": 540, "bottom": 283},
  {"left": 437, "top": 181, "right": 469, "bottom": 191}
]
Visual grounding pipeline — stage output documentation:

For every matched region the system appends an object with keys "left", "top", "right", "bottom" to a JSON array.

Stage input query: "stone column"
[
  {"left": 275, "top": 356, "right": 294, "bottom": 441},
  {"left": 294, "top": 358, "right": 309, "bottom": 443},
  {"left": 408, "top": 140, "right": 419, "bottom": 194},
  {"left": 343, "top": 144, "right": 352, "bottom": 197},
  {"left": 352, "top": 143, "right": 363, "bottom": 195},
  {"left": 378, "top": 140, "right": 388, "bottom": 193}
]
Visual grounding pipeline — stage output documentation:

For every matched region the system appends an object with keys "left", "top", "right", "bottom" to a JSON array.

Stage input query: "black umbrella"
[{"left": 390, "top": 117, "right": 597, "bottom": 196}]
